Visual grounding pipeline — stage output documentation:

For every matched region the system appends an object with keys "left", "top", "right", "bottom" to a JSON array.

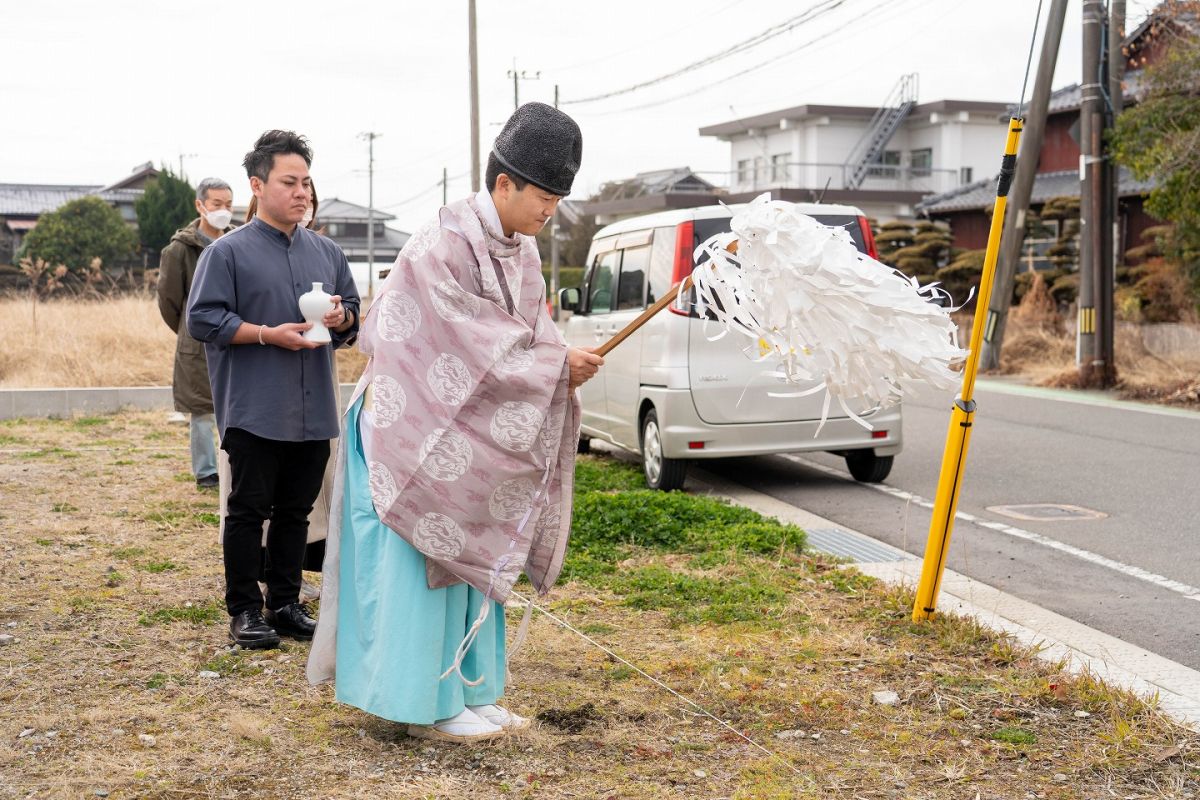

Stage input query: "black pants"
[{"left": 222, "top": 427, "right": 329, "bottom": 616}]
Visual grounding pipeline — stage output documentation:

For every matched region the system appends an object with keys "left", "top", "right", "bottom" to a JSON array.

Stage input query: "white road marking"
[
  {"left": 782, "top": 453, "right": 1200, "bottom": 599},
  {"left": 974, "top": 378, "right": 1200, "bottom": 421}
]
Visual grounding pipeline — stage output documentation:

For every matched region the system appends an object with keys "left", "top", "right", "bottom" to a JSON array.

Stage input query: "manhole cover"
[{"left": 986, "top": 503, "right": 1107, "bottom": 522}]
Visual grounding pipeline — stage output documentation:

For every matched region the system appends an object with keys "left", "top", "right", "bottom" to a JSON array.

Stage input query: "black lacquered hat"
[{"left": 492, "top": 102, "right": 583, "bottom": 196}]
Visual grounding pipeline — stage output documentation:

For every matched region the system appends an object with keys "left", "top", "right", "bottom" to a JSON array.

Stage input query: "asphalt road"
[{"left": 698, "top": 379, "right": 1200, "bottom": 670}]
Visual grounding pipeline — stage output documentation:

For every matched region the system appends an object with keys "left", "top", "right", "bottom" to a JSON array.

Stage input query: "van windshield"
[
  {"left": 684, "top": 214, "right": 869, "bottom": 320},
  {"left": 693, "top": 214, "right": 867, "bottom": 256}
]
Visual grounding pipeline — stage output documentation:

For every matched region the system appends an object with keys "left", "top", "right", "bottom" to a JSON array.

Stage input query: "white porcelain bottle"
[{"left": 297, "top": 281, "right": 333, "bottom": 343}]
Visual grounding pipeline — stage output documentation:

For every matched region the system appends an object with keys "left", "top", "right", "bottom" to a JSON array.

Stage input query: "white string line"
[{"left": 509, "top": 590, "right": 806, "bottom": 777}]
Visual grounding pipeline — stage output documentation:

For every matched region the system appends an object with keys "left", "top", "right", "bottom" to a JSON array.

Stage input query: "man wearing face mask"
[{"left": 157, "top": 177, "right": 235, "bottom": 490}]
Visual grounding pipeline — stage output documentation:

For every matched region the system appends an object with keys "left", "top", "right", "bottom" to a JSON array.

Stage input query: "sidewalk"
[{"left": 691, "top": 468, "right": 1200, "bottom": 731}]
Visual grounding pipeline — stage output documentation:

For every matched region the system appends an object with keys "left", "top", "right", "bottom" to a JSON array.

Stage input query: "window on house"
[
  {"left": 325, "top": 222, "right": 341, "bottom": 237},
  {"left": 737, "top": 158, "right": 753, "bottom": 183},
  {"left": 771, "top": 153, "right": 790, "bottom": 182},
  {"left": 869, "top": 150, "right": 901, "bottom": 178},
  {"left": 911, "top": 148, "right": 933, "bottom": 177},
  {"left": 960, "top": 166, "right": 973, "bottom": 184}
]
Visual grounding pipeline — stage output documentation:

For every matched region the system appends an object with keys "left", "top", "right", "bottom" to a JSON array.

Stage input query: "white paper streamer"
[{"left": 690, "top": 193, "right": 967, "bottom": 433}]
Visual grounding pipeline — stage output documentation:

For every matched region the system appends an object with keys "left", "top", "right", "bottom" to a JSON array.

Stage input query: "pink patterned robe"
[{"left": 309, "top": 194, "right": 580, "bottom": 684}]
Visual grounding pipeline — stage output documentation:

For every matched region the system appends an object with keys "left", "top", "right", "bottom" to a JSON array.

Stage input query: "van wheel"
[
  {"left": 577, "top": 436, "right": 591, "bottom": 454},
  {"left": 845, "top": 450, "right": 893, "bottom": 483},
  {"left": 641, "top": 410, "right": 687, "bottom": 491}
]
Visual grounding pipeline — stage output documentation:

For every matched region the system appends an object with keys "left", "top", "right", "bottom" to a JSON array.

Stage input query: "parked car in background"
[{"left": 560, "top": 202, "right": 902, "bottom": 490}]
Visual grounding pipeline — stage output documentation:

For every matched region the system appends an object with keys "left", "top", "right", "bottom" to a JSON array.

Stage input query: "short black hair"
[
  {"left": 484, "top": 152, "right": 530, "bottom": 193},
  {"left": 243, "top": 130, "right": 313, "bottom": 182}
]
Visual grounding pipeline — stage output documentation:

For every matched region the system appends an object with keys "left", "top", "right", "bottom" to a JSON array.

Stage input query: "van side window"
[
  {"left": 646, "top": 227, "right": 675, "bottom": 305},
  {"left": 587, "top": 250, "right": 619, "bottom": 314},
  {"left": 616, "top": 246, "right": 649, "bottom": 310}
]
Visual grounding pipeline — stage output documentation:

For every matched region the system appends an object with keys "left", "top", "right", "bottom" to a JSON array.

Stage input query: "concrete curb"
[
  {"left": 0, "top": 384, "right": 360, "bottom": 421},
  {"left": 690, "top": 468, "right": 1200, "bottom": 732}
]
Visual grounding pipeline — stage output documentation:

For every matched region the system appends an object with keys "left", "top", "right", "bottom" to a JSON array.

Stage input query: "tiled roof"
[
  {"left": 0, "top": 184, "right": 102, "bottom": 215},
  {"left": 916, "top": 168, "right": 1158, "bottom": 214},
  {"left": 317, "top": 197, "right": 397, "bottom": 222}
]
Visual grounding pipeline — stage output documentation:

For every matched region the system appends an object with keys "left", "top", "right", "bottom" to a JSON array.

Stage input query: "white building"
[{"left": 699, "top": 79, "right": 1009, "bottom": 222}]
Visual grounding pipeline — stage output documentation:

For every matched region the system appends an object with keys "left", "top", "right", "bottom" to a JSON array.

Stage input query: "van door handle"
[
  {"left": 593, "top": 325, "right": 604, "bottom": 340},
  {"left": 607, "top": 326, "right": 620, "bottom": 335}
]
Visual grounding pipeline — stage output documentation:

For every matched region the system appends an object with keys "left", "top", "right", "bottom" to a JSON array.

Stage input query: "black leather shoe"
[
  {"left": 196, "top": 473, "right": 219, "bottom": 489},
  {"left": 265, "top": 602, "right": 317, "bottom": 641},
  {"left": 229, "top": 609, "right": 280, "bottom": 649}
]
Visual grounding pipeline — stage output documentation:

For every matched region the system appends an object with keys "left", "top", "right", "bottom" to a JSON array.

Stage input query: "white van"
[{"left": 560, "top": 202, "right": 902, "bottom": 490}]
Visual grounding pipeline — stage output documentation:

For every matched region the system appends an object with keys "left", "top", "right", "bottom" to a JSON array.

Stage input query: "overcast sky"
[{"left": 3, "top": 0, "right": 1155, "bottom": 232}]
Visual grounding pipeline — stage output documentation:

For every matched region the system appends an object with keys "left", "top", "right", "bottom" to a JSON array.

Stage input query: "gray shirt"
[{"left": 186, "top": 216, "right": 360, "bottom": 442}]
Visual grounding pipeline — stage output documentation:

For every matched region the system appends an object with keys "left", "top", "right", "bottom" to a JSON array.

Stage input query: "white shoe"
[
  {"left": 258, "top": 580, "right": 321, "bottom": 604},
  {"left": 468, "top": 703, "right": 531, "bottom": 731},
  {"left": 299, "top": 578, "right": 321, "bottom": 603},
  {"left": 407, "top": 708, "right": 503, "bottom": 742}
]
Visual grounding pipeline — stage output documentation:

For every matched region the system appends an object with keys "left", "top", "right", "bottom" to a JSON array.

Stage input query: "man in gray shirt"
[{"left": 188, "top": 130, "right": 360, "bottom": 649}]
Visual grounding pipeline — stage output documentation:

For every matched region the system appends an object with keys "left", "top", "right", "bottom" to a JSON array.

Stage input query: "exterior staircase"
[{"left": 844, "top": 73, "right": 919, "bottom": 190}]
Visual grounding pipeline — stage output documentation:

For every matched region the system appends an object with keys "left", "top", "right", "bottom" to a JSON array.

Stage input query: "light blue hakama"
[{"left": 333, "top": 399, "right": 506, "bottom": 725}]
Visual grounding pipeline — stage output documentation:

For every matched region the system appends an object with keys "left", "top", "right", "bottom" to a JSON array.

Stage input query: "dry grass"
[
  {"left": 2, "top": 295, "right": 1194, "bottom": 410},
  {"left": 0, "top": 296, "right": 175, "bottom": 388},
  {"left": 1, "top": 412, "right": 1196, "bottom": 799},
  {"left": 953, "top": 308, "right": 1200, "bottom": 409},
  {"left": 0, "top": 295, "right": 371, "bottom": 389}
]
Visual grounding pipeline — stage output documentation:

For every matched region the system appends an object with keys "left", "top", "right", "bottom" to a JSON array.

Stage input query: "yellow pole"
[{"left": 912, "top": 117, "right": 1024, "bottom": 622}]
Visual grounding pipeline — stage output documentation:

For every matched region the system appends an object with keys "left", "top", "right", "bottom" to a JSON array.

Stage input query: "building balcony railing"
[{"left": 695, "top": 162, "right": 967, "bottom": 197}]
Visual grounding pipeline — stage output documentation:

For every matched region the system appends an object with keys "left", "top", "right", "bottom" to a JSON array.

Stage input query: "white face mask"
[{"left": 205, "top": 208, "right": 233, "bottom": 229}]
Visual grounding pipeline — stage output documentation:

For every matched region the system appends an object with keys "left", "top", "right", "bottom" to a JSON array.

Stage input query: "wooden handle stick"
[
  {"left": 592, "top": 240, "right": 735, "bottom": 358},
  {"left": 594, "top": 274, "right": 693, "bottom": 357}
]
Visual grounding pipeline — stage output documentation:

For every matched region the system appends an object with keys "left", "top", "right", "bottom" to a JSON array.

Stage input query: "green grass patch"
[
  {"left": 569, "top": 488, "right": 805, "bottom": 558},
  {"left": 201, "top": 651, "right": 268, "bottom": 676},
  {"left": 612, "top": 564, "right": 791, "bottom": 625},
  {"left": 34, "top": 538, "right": 54, "bottom": 547},
  {"left": 573, "top": 455, "right": 646, "bottom": 493},
  {"left": 989, "top": 727, "right": 1037, "bottom": 745},
  {"left": 19, "top": 447, "right": 67, "bottom": 459},
  {"left": 72, "top": 416, "right": 107, "bottom": 427},
  {"left": 145, "top": 672, "right": 169, "bottom": 690},
  {"left": 142, "top": 505, "right": 189, "bottom": 525},
  {"left": 138, "top": 560, "right": 180, "bottom": 573},
  {"left": 110, "top": 546, "right": 147, "bottom": 560},
  {"left": 51, "top": 502, "right": 78, "bottom": 513},
  {"left": 563, "top": 455, "right": 807, "bottom": 627},
  {"left": 138, "top": 599, "right": 223, "bottom": 627},
  {"left": 193, "top": 512, "right": 220, "bottom": 526},
  {"left": 112, "top": 459, "right": 135, "bottom": 466}
]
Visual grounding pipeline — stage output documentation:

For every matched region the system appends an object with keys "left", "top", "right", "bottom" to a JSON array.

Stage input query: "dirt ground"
[{"left": 0, "top": 412, "right": 1196, "bottom": 799}]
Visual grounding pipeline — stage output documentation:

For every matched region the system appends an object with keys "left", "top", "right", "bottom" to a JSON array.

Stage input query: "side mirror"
[{"left": 559, "top": 287, "right": 581, "bottom": 313}]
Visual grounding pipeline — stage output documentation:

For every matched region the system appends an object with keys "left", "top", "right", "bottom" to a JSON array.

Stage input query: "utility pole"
[
  {"left": 359, "top": 131, "right": 381, "bottom": 297},
  {"left": 442, "top": 166, "right": 448, "bottom": 205},
  {"left": 1079, "top": 0, "right": 1112, "bottom": 384},
  {"left": 468, "top": 0, "right": 481, "bottom": 193},
  {"left": 979, "top": 0, "right": 1069, "bottom": 370},
  {"left": 178, "top": 152, "right": 196, "bottom": 179},
  {"left": 506, "top": 59, "right": 541, "bottom": 111},
  {"left": 1101, "top": 0, "right": 1126, "bottom": 384},
  {"left": 550, "top": 84, "right": 561, "bottom": 321}
]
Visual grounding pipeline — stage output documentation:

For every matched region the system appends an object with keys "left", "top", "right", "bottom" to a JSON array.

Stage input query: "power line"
[
  {"left": 545, "top": 0, "right": 751, "bottom": 74},
  {"left": 582, "top": 0, "right": 917, "bottom": 117},
  {"left": 561, "top": 0, "right": 854, "bottom": 105},
  {"left": 378, "top": 170, "right": 470, "bottom": 210}
]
